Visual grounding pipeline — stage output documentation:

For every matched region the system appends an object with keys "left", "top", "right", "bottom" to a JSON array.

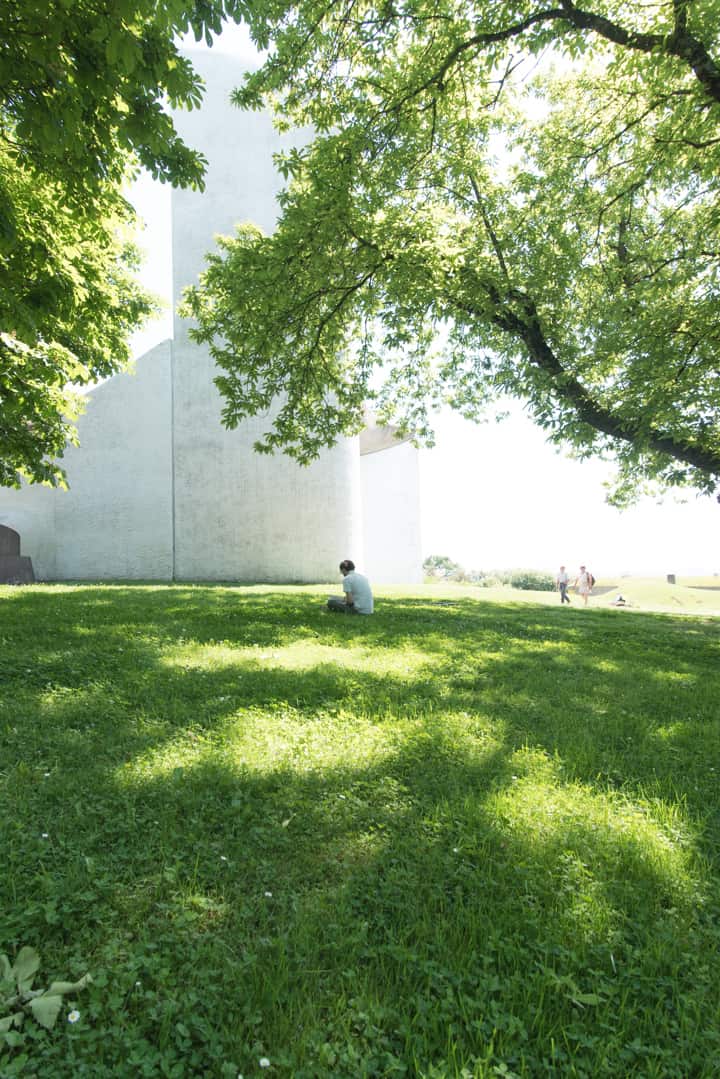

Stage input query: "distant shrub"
[
  {"left": 424, "top": 559, "right": 555, "bottom": 592},
  {"left": 423, "top": 555, "right": 465, "bottom": 580},
  {"left": 508, "top": 569, "right": 555, "bottom": 591},
  {"left": 473, "top": 572, "right": 508, "bottom": 587}
]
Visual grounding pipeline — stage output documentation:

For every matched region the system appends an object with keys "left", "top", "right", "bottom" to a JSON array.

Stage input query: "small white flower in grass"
[
  {"left": 452, "top": 847, "right": 459, "bottom": 853},
  {"left": 41, "top": 832, "right": 49, "bottom": 839},
  {"left": 68, "top": 1010, "right": 80, "bottom": 1024},
  {"left": 220, "top": 855, "right": 228, "bottom": 861},
  {"left": 264, "top": 891, "right": 273, "bottom": 898},
  {"left": 259, "top": 1058, "right": 271, "bottom": 1069}
]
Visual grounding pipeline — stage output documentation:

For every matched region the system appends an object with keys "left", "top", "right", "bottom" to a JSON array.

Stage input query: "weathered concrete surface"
[
  {"left": 362, "top": 440, "right": 423, "bottom": 585},
  {"left": 53, "top": 342, "right": 174, "bottom": 580},
  {"left": 0, "top": 48, "right": 422, "bottom": 584},
  {"left": 0, "top": 525, "right": 20, "bottom": 556},
  {"left": 0, "top": 342, "right": 174, "bottom": 581},
  {"left": 168, "top": 50, "right": 361, "bottom": 581}
]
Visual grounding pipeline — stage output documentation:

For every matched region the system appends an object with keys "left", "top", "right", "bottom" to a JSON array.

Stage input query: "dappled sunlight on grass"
[
  {"left": 493, "top": 773, "right": 699, "bottom": 907},
  {"left": 119, "top": 709, "right": 402, "bottom": 785},
  {"left": 2, "top": 583, "right": 719, "bottom": 1076},
  {"left": 589, "top": 657, "right": 622, "bottom": 675},
  {"left": 649, "top": 668, "right": 701, "bottom": 686},
  {"left": 158, "top": 637, "right": 433, "bottom": 678},
  {"left": 654, "top": 720, "right": 702, "bottom": 741}
]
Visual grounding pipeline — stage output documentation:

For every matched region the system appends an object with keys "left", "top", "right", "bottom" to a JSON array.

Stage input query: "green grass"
[
  {"left": 1, "top": 583, "right": 719, "bottom": 1077},
  {"left": 415, "top": 576, "right": 720, "bottom": 616}
]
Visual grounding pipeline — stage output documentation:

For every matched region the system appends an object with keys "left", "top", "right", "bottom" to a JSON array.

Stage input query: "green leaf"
[
  {"left": 0, "top": 1012, "right": 24, "bottom": 1033},
  {"left": 29, "top": 993, "right": 63, "bottom": 1030},
  {"left": 571, "top": 992, "right": 602, "bottom": 1006},
  {"left": 12, "top": 947, "right": 40, "bottom": 992},
  {"left": 2, "top": 1030, "right": 25, "bottom": 1047},
  {"left": 45, "top": 973, "right": 93, "bottom": 996}
]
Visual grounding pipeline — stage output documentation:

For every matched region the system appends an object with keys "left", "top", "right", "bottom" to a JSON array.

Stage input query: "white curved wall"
[
  {"left": 0, "top": 482, "right": 56, "bottom": 580},
  {"left": 362, "top": 441, "right": 423, "bottom": 584},
  {"left": 0, "top": 48, "right": 423, "bottom": 583},
  {"left": 0, "top": 341, "right": 173, "bottom": 580},
  {"left": 55, "top": 342, "right": 174, "bottom": 579},
  {"left": 169, "top": 51, "right": 361, "bottom": 580}
]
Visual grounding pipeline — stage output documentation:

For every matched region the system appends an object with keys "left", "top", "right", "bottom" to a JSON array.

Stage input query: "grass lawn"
[{"left": 1, "top": 583, "right": 719, "bottom": 1077}]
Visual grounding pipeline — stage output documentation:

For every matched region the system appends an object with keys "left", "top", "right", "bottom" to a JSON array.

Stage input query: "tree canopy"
[
  {"left": 183, "top": 0, "right": 720, "bottom": 504},
  {"left": 1, "top": 0, "right": 243, "bottom": 486}
]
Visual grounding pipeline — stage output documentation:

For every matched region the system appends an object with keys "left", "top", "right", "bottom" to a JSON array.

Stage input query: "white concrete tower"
[
  {"left": 167, "top": 49, "right": 362, "bottom": 580},
  {"left": 0, "top": 46, "right": 422, "bottom": 583}
]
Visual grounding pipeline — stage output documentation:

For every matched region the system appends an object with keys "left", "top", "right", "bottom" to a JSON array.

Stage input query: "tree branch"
[
  {"left": 453, "top": 283, "right": 720, "bottom": 477},
  {"left": 560, "top": 0, "right": 720, "bottom": 103},
  {"left": 469, "top": 174, "right": 511, "bottom": 282},
  {"left": 384, "top": 1, "right": 720, "bottom": 118},
  {"left": 502, "top": 291, "right": 720, "bottom": 475},
  {"left": 384, "top": 8, "right": 567, "bottom": 113}
]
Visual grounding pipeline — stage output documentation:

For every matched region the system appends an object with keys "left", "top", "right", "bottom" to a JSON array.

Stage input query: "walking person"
[
  {"left": 574, "top": 564, "right": 593, "bottom": 607},
  {"left": 556, "top": 565, "right": 571, "bottom": 604}
]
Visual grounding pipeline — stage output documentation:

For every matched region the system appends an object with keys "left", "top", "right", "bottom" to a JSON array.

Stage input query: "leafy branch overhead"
[
  {"left": 183, "top": 0, "right": 720, "bottom": 503},
  {"left": 0, "top": 0, "right": 246, "bottom": 487}
]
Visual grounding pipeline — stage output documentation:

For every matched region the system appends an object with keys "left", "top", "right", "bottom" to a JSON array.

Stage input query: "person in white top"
[
  {"left": 574, "top": 565, "right": 593, "bottom": 606},
  {"left": 326, "top": 559, "right": 374, "bottom": 615},
  {"left": 556, "top": 565, "right": 571, "bottom": 604}
]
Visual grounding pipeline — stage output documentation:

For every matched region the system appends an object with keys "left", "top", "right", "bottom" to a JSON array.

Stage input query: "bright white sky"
[
  {"left": 129, "top": 23, "right": 719, "bottom": 581},
  {"left": 418, "top": 407, "right": 718, "bottom": 577}
]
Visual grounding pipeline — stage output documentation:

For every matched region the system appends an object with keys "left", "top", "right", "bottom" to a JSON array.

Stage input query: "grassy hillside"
[
  {"left": 1, "top": 584, "right": 718, "bottom": 1077},
  {"left": 415, "top": 576, "right": 720, "bottom": 616}
]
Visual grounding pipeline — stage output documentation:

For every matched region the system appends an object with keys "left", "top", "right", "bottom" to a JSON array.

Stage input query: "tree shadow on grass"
[
  {"left": 2, "top": 586, "right": 718, "bottom": 817},
  {"left": 4, "top": 730, "right": 718, "bottom": 1076},
  {"left": 2, "top": 586, "right": 720, "bottom": 1074}
]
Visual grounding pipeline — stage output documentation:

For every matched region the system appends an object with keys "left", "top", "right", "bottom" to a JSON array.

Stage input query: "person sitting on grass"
[{"left": 327, "top": 559, "right": 374, "bottom": 615}]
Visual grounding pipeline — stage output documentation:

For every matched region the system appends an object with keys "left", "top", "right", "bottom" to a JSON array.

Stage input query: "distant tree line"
[{"left": 423, "top": 556, "right": 554, "bottom": 591}]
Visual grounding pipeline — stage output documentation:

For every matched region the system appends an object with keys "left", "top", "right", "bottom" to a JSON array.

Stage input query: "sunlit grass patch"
[
  {"left": 120, "top": 707, "right": 402, "bottom": 788},
  {"left": 1, "top": 583, "right": 719, "bottom": 1077},
  {"left": 493, "top": 764, "right": 699, "bottom": 911},
  {"left": 159, "top": 637, "right": 432, "bottom": 679}
]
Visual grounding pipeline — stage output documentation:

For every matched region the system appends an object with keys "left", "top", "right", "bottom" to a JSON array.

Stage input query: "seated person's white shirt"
[{"left": 342, "top": 571, "right": 373, "bottom": 614}]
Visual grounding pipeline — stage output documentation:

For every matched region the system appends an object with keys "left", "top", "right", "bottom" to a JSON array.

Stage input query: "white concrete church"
[{"left": 0, "top": 50, "right": 423, "bottom": 584}]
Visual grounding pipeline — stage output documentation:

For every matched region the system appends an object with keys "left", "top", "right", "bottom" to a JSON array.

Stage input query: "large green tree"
[
  {"left": 183, "top": 1, "right": 720, "bottom": 503},
  {"left": 1, "top": 0, "right": 243, "bottom": 486},
  {"left": 0, "top": 152, "right": 155, "bottom": 487}
]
